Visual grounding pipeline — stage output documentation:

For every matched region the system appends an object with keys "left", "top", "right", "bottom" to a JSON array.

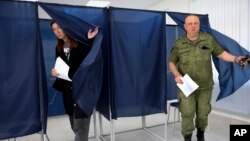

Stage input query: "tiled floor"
[{"left": 1, "top": 107, "right": 249, "bottom": 141}]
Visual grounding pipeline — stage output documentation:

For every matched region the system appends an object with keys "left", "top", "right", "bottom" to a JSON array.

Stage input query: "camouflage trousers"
[{"left": 178, "top": 87, "right": 212, "bottom": 136}]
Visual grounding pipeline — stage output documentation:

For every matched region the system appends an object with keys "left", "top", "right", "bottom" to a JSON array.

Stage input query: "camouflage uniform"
[{"left": 169, "top": 32, "right": 224, "bottom": 136}]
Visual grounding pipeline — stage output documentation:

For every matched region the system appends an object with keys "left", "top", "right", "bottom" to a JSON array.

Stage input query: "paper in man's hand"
[
  {"left": 54, "top": 57, "right": 72, "bottom": 82},
  {"left": 176, "top": 74, "right": 199, "bottom": 97}
]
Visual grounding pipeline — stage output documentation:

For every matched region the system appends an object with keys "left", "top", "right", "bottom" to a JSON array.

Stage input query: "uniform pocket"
[
  {"left": 178, "top": 48, "right": 191, "bottom": 64},
  {"left": 178, "top": 48, "right": 191, "bottom": 54},
  {"left": 198, "top": 44, "right": 211, "bottom": 61}
]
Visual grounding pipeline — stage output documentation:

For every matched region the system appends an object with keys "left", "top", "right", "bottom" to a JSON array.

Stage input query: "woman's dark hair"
[{"left": 50, "top": 20, "right": 78, "bottom": 53}]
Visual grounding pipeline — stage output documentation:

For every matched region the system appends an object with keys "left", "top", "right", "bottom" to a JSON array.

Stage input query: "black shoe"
[
  {"left": 197, "top": 129, "right": 205, "bottom": 141},
  {"left": 184, "top": 134, "right": 192, "bottom": 141}
]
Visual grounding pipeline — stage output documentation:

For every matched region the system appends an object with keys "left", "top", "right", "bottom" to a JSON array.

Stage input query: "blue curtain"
[
  {"left": 0, "top": 1, "right": 47, "bottom": 139},
  {"left": 39, "top": 3, "right": 105, "bottom": 116},
  {"left": 167, "top": 12, "right": 250, "bottom": 101},
  {"left": 39, "top": 4, "right": 167, "bottom": 119},
  {"left": 109, "top": 7, "right": 166, "bottom": 118},
  {"left": 211, "top": 29, "right": 250, "bottom": 100},
  {"left": 1, "top": 4, "right": 168, "bottom": 136},
  {"left": 166, "top": 25, "right": 185, "bottom": 100},
  {"left": 39, "top": 19, "right": 66, "bottom": 116}
]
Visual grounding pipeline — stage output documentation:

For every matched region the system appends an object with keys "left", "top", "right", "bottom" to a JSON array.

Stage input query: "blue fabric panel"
[
  {"left": 37, "top": 20, "right": 49, "bottom": 134},
  {"left": 39, "top": 3, "right": 105, "bottom": 116},
  {"left": 166, "top": 25, "right": 185, "bottom": 100},
  {"left": 109, "top": 7, "right": 166, "bottom": 118},
  {"left": 167, "top": 12, "right": 211, "bottom": 31},
  {"left": 39, "top": 3, "right": 107, "bottom": 43},
  {"left": 39, "top": 4, "right": 94, "bottom": 44},
  {"left": 167, "top": 12, "right": 250, "bottom": 101},
  {"left": 211, "top": 29, "right": 250, "bottom": 100},
  {"left": 39, "top": 19, "right": 65, "bottom": 116},
  {"left": 73, "top": 32, "right": 104, "bottom": 116},
  {"left": 0, "top": 1, "right": 47, "bottom": 139}
]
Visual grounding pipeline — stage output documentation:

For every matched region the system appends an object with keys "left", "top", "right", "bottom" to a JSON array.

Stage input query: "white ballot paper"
[
  {"left": 176, "top": 74, "right": 199, "bottom": 97},
  {"left": 54, "top": 57, "right": 72, "bottom": 82}
]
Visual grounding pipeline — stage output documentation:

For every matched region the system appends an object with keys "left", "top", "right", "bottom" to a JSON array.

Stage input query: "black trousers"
[{"left": 62, "top": 81, "right": 91, "bottom": 141}]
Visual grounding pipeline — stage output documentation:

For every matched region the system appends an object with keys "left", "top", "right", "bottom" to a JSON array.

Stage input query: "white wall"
[{"left": 151, "top": 0, "right": 250, "bottom": 119}]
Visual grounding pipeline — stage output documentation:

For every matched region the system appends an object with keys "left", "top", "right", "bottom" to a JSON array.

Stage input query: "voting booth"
[{"left": 1, "top": 0, "right": 250, "bottom": 140}]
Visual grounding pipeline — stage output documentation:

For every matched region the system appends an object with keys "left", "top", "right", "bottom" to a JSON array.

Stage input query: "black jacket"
[
  {"left": 53, "top": 41, "right": 91, "bottom": 91},
  {"left": 52, "top": 40, "right": 92, "bottom": 117}
]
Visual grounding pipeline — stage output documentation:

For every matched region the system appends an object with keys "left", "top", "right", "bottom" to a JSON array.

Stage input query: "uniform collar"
[{"left": 182, "top": 32, "right": 207, "bottom": 44}]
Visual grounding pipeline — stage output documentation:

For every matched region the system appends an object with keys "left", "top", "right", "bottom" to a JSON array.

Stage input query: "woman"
[{"left": 50, "top": 20, "right": 98, "bottom": 141}]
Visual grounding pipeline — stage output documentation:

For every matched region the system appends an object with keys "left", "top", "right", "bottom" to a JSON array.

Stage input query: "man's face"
[{"left": 184, "top": 15, "right": 200, "bottom": 37}]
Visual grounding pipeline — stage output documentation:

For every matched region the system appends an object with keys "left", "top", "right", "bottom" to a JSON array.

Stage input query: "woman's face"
[{"left": 51, "top": 22, "right": 67, "bottom": 40}]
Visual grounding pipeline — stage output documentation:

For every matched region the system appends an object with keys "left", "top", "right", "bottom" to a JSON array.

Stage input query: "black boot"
[
  {"left": 184, "top": 134, "right": 192, "bottom": 141},
  {"left": 196, "top": 128, "right": 205, "bottom": 141}
]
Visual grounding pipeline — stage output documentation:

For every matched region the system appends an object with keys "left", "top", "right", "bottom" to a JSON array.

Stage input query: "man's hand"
[
  {"left": 175, "top": 76, "right": 183, "bottom": 84},
  {"left": 237, "top": 55, "right": 250, "bottom": 69}
]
